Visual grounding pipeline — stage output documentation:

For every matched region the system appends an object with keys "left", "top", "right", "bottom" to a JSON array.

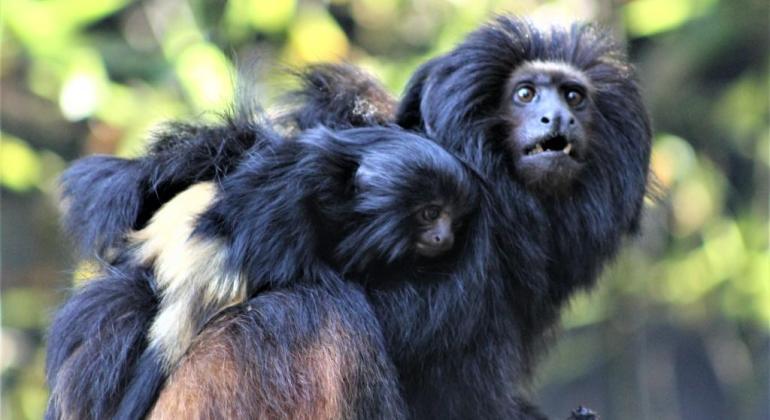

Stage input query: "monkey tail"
[{"left": 113, "top": 347, "right": 167, "bottom": 420}]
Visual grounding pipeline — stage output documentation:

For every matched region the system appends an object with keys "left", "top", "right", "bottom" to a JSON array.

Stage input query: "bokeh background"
[{"left": 1, "top": 0, "right": 768, "bottom": 418}]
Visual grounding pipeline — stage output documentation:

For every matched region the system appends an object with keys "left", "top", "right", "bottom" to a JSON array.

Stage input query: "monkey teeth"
[
  {"left": 528, "top": 144, "right": 545, "bottom": 155},
  {"left": 525, "top": 141, "right": 573, "bottom": 156}
]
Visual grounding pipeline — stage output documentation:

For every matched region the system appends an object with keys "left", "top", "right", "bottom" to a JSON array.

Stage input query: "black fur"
[
  {"left": 388, "top": 16, "right": 651, "bottom": 417},
  {"left": 282, "top": 63, "right": 396, "bottom": 131},
  {"left": 196, "top": 127, "right": 479, "bottom": 287},
  {"left": 57, "top": 65, "right": 382, "bottom": 260},
  {"left": 46, "top": 15, "right": 651, "bottom": 420},
  {"left": 182, "top": 102, "right": 550, "bottom": 418},
  {"left": 58, "top": 108, "right": 279, "bottom": 259},
  {"left": 234, "top": 16, "right": 650, "bottom": 419},
  {"left": 398, "top": 16, "right": 650, "bottom": 299},
  {"left": 49, "top": 108, "right": 282, "bottom": 419},
  {"left": 45, "top": 264, "right": 158, "bottom": 419},
  {"left": 58, "top": 156, "right": 145, "bottom": 258},
  {"left": 114, "top": 126, "right": 480, "bottom": 419},
  {"left": 112, "top": 348, "right": 166, "bottom": 420}
]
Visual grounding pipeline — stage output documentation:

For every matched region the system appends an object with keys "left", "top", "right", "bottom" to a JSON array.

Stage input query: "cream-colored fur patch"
[{"left": 131, "top": 182, "right": 246, "bottom": 371}]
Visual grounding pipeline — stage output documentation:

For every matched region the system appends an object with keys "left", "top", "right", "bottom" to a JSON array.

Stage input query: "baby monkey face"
[{"left": 414, "top": 203, "right": 456, "bottom": 258}]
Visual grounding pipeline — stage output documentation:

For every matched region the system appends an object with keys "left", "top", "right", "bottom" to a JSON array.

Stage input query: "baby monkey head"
[
  {"left": 412, "top": 200, "right": 455, "bottom": 258},
  {"left": 333, "top": 128, "right": 480, "bottom": 273}
]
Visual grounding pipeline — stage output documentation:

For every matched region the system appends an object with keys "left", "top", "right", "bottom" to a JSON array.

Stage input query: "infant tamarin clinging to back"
[{"left": 114, "top": 126, "right": 481, "bottom": 419}]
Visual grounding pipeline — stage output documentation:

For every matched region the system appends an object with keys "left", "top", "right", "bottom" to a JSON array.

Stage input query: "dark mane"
[{"left": 394, "top": 16, "right": 652, "bottom": 415}]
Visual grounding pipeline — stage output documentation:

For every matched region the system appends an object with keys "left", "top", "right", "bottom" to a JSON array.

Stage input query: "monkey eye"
[
  {"left": 419, "top": 205, "right": 442, "bottom": 222},
  {"left": 514, "top": 86, "right": 536, "bottom": 103},
  {"left": 564, "top": 89, "right": 585, "bottom": 107}
]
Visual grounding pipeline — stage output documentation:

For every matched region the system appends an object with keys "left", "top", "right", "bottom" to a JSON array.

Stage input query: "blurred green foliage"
[{"left": 1, "top": 0, "right": 767, "bottom": 419}]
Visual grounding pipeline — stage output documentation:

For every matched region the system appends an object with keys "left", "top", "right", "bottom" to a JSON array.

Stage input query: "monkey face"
[
  {"left": 333, "top": 129, "right": 478, "bottom": 271},
  {"left": 505, "top": 61, "right": 593, "bottom": 192},
  {"left": 414, "top": 203, "right": 456, "bottom": 258}
]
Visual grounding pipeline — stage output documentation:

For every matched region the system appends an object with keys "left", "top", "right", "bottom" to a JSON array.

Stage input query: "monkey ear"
[
  {"left": 301, "top": 127, "right": 363, "bottom": 197},
  {"left": 353, "top": 162, "right": 375, "bottom": 193},
  {"left": 396, "top": 57, "right": 442, "bottom": 131}
]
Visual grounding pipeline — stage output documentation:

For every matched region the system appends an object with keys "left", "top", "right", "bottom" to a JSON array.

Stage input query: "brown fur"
[
  {"left": 147, "top": 322, "right": 243, "bottom": 420},
  {"left": 149, "top": 291, "right": 363, "bottom": 420}
]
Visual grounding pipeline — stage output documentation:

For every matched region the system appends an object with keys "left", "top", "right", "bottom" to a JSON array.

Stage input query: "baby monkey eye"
[
  {"left": 564, "top": 89, "right": 584, "bottom": 107},
  {"left": 514, "top": 86, "right": 536, "bottom": 103},
  {"left": 420, "top": 205, "right": 442, "bottom": 222}
]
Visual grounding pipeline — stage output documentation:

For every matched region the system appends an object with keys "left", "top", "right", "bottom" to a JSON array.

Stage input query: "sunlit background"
[{"left": 1, "top": 0, "right": 768, "bottom": 418}]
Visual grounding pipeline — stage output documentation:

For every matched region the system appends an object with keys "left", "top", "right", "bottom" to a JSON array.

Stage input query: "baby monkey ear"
[{"left": 353, "top": 162, "right": 376, "bottom": 193}]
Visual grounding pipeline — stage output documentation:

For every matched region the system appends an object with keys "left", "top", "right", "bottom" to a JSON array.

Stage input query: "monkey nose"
[
  {"left": 540, "top": 111, "right": 575, "bottom": 132},
  {"left": 433, "top": 234, "right": 454, "bottom": 250}
]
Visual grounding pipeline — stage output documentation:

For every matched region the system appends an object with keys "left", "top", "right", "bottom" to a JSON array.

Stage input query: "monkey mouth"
[
  {"left": 516, "top": 133, "right": 585, "bottom": 192},
  {"left": 523, "top": 134, "right": 575, "bottom": 158},
  {"left": 415, "top": 241, "right": 452, "bottom": 258}
]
